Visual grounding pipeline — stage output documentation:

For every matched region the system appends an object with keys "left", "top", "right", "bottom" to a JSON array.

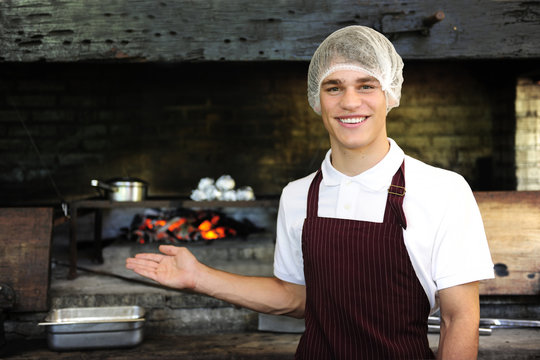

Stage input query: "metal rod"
[
  {"left": 423, "top": 11, "right": 445, "bottom": 27},
  {"left": 428, "top": 324, "right": 492, "bottom": 336}
]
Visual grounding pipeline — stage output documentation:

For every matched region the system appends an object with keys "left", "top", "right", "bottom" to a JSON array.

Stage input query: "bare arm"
[
  {"left": 126, "top": 245, "right": 306, "bottom": 318},
  {"left": 437, "top": 281, "right": 480, "bottom": 360}
]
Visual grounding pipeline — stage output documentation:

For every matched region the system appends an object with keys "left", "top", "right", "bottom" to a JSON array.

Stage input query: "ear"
[
  {"left": 385, "top": 91, "right": 399, "bottom": 112},
  {"left": 312, "top": 100, "right": 322, "bottom": 115}
]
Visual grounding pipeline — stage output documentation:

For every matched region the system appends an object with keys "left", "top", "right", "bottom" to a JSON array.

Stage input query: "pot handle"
[{"left": 91, "top": 179, "right": 117, "bottom": 192}]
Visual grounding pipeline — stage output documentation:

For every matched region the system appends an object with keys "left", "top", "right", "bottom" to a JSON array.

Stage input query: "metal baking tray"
[{"left": 39, "top": 306, "right": 145, "bottom": 350}]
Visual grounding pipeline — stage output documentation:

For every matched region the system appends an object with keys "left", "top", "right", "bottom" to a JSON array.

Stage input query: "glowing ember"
[{"left": 130, "top": 208, "right": 255, "bottom": 244}]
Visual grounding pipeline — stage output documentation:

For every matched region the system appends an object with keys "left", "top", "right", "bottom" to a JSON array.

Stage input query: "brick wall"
[
  {"left": 390, "top": 61, "right": 518, "bottom": 190},
  {"left": 0, "top": 60, "right": 528, "bottom": 204},
  {"left": 515, "top": 77, "right": 540, "bottom": 190}
]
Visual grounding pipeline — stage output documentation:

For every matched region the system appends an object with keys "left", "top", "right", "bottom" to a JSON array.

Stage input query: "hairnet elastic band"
[{"left": 317, "top": 64, "right": 389, "bottom": 92}]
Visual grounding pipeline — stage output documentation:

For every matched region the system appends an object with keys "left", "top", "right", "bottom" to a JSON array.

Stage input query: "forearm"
[
  {"left": 127, "top": 246, "right": 305, "bottom": 317},
  {"left": 437, "top": 316, "right": 479, "bottom": 359},
  {"left": 437, "top": 282, "right": 480, "bottom": 360},
  {"left": 194, "top": 264, "right": 306, "bottom": 318}
]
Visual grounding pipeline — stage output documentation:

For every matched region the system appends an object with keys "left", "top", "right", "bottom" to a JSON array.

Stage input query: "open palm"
[{"left": 126, "top": 245, "right": 199, "bottom": 290}]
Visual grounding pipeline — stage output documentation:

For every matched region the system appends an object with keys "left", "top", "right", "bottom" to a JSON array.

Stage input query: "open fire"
[{"left": 129, "top": 208, "right": 262, "bottom": 244}]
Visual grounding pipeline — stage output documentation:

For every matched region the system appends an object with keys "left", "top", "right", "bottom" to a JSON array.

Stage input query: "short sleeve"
[
  {"left": 273, "top": 185, "right": 306, "bottom": 285},
  {"left": 431, "top": 176, "right": 494, "bottom": 290}
]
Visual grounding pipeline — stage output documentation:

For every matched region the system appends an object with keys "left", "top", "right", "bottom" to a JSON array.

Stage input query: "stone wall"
[
  {"left": 0, "top": 60, "right": 530, "bottom": 204},
  {"left": 515, "top": 77, "right": 540, "bottom": 190}
]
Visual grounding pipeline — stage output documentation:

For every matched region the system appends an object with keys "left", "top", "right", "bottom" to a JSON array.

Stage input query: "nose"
[{"left": 339, "top": 87, "right": 361, "bottom": 110}]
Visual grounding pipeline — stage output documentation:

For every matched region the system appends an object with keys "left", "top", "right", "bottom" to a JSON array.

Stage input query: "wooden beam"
[
  {"left": 476, "top": 192, "right": 540, "bottom": 295},
  {"left": 1, "top": 0, "right": 539, "bottom": 62}
]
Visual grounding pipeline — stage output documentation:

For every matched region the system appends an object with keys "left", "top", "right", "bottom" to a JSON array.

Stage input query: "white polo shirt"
[{"left": 273, "top": 138, "right": 494, "bottom": 312}]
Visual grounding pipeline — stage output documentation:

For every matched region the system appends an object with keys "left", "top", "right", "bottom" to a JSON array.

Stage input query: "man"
[{"left": 126, "top": 26, "right": 494, "bottom": 359}]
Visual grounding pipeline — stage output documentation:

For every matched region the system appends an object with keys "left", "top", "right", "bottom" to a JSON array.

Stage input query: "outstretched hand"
[
  {"left": 126, "top": 245, "right": 199, "bottom": 290},
  {"left": 127, "top": 244, "right": 306, "bottom": 317}
]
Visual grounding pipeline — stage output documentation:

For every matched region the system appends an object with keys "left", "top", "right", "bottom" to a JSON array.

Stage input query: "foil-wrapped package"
[
  {"left": 197, "top": 177, "right": 215, "bottom": 190},
  {"left": 221, "top": 190, "right": 237, "bottom": 201},
  {"left": 190, "top": 189, "right": 207, "bottom": 201},
  {"left": 236, "top": 186, "right": 255, "bottom": 201},
  {"left": 191, "top": 177, "right": 219, "bottom": 201},
  {"left": 216, "top": 175, "right": 236, "bottom": 191},
  {"left": 191, "top": 176, "right": 255, "bottom": 201},
  {"left": 206, "top": 186, "right": 221, "bottom": 200}
]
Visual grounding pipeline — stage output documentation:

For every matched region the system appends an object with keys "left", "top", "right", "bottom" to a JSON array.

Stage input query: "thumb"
[{"left": 159, "top": 245, "right": 180, "bottom": 256}]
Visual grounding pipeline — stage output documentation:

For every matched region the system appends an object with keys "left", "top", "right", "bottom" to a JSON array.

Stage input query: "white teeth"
[{"left": 339, "top": 117, "right": 366, "bottom": 124}]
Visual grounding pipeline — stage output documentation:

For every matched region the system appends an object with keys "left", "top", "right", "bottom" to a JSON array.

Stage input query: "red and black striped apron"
[{"left": 296, "top": 162, "right": 434, "bottom": 359}]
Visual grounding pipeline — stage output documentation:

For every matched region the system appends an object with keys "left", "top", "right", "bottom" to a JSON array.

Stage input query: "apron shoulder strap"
[
  {"left": 387, "top": 161, "right": 408, "bottom": 229},
  {"left": 306, "top": 169, "right": 323, "bottom": 219}
]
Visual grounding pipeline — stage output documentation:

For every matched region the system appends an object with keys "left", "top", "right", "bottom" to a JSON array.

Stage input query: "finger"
[
  {"left": 126, "top": 261, "right": 155, "bottom": 273},
  {"left": 126, "top": 259, "right": 161, "bottom": 275},
  {"left": 126, "top": 256, "right": 163, "bottom": 269},
  {"left": 159, "top": 245, "right": 180, "bottom": 255},
  {"left": 126, "top": 256, "right": 150, "bottom": 266},
  {"left": 133, "top": 253, "right": 164, "bottom": 262}
]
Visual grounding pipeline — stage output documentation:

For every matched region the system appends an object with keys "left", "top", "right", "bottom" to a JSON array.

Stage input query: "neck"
[{"left": 330, "top": 138, "right": 390, "bottom": 176}]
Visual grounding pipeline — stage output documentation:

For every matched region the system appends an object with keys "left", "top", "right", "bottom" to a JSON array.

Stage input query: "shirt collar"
[{"left": 321, "top": 138, "right": 405, "bottom": 191}]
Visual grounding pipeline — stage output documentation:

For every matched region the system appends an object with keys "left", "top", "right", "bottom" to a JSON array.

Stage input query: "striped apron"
[{"left": 295, "top": 162, "right": 434, "bottom": 359}]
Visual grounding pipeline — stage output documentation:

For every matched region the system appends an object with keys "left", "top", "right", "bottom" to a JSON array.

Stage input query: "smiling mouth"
[{"left": 337, "top": 116, "right": 367, "bottom": 124}]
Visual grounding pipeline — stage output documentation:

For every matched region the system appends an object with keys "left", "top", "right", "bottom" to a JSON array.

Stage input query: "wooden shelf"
[{"left": 71, "top": 198, "right": 279, "bottom": 209}]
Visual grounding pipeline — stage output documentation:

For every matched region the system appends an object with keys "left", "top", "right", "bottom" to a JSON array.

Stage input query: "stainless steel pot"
[{"left": 91, "top": 177, "right": 148, "bottom": 202}]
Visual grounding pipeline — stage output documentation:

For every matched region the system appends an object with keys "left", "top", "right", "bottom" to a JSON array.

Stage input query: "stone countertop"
[{"left": 2, "top": 329, "right": 540, "bottom": 359}]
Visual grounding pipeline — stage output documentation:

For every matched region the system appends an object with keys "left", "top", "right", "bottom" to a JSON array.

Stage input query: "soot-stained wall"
[{"left": 0, "top": 60, "right": 526, "bottom": 204}]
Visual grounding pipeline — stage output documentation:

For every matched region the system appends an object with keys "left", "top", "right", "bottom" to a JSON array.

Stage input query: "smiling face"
[{"left": 319, "top": 68, "right": 389, "bottom": 161}]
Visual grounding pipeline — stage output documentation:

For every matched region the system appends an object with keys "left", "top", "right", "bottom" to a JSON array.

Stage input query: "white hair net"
[{"left": 307, "top": 25, "right": 404, "bottom": 115}]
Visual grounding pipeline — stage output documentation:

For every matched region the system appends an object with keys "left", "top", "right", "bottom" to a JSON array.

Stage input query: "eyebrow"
[{"left": 321, "top": 76, "right": 379, "bottom": 87}]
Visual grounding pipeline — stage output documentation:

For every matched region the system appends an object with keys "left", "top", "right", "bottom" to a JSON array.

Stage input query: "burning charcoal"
[
  {"left": 130, "top": 207, "right": 262, "bottom": 244},
  {"left": 216, "top": 175, "right": 236, "bottom": 191},
  {"left": 156, "top": 232, "right": 168, "bottom": 242},
  {"left": 133, "top": 229, "right": 146, "bottom": 244},
  {"left": 236, "top": 186, "right": 255, "bottom": 201},
  {"left": 155, "top": 217, "right": 182, "bottom": 233},
  {"left": 130, "top": 214, "right": 144, "bottom": 229}
]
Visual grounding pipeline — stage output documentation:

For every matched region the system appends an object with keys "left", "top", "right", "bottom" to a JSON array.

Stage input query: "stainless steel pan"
[
  {"left": 91, "top": 177, "right": 148, "bottom": 201},
  {"left": 39, "top": 306, "right": 145, "bottom": 350}
]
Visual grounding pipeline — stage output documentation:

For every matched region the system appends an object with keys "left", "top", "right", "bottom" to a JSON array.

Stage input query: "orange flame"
[
  {"left": 198, "top": 217, "right": 230, "bottom": 240},
  {"left": 168, "top": 218, "right": 186, "bottom": 231},
  {"left": 198, "top": 219, "right": 213, "bottom": 231}
]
